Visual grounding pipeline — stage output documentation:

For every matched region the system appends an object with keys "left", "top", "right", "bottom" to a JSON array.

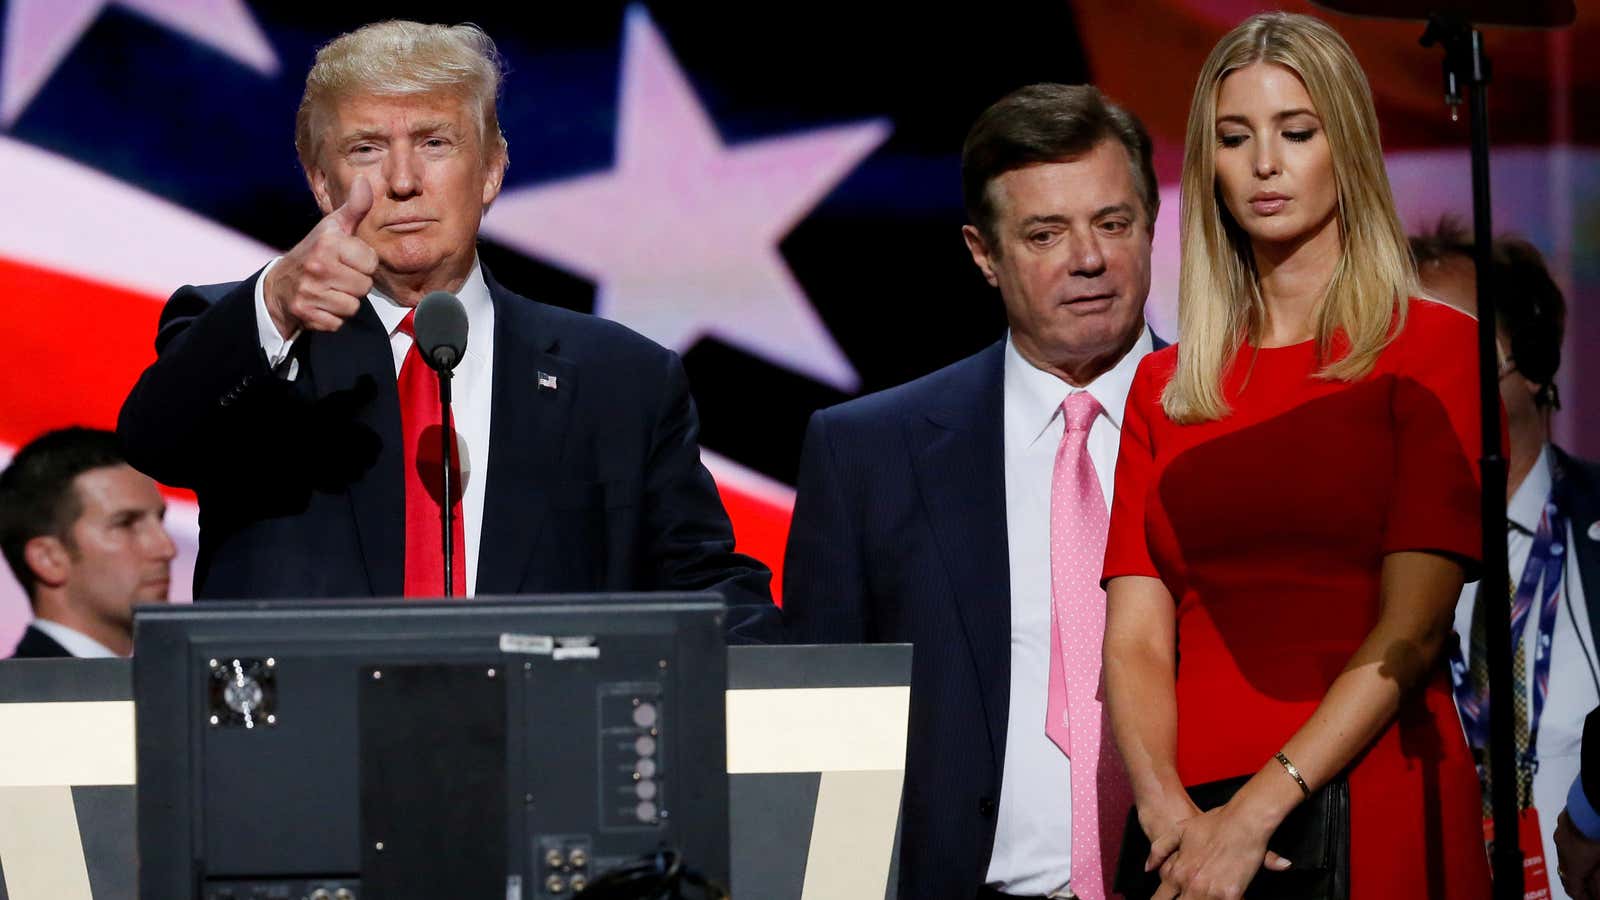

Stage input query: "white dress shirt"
[
  {"left": 30, "top": 619, "right": 120, "bottom": 658},
  {"left": 1452, "top": 444, "right": 1600, "bottom": 900},
  {"left": 986, "top": 328, "right": 1153, "bottom": 895},
  {"left": 253, "top": 258, "right": 496, "bottom": 595}
]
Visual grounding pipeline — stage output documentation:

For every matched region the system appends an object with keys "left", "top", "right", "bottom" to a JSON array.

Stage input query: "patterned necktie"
[
  {"left": 397, "top": 310, "right": 466, "bottom": 598},
  {"left": 1467, "top": 567, "right": 1532, "bottom": 815},
  {"left": 1045, "top": 391, "right": 1131, "bottom": 900}
]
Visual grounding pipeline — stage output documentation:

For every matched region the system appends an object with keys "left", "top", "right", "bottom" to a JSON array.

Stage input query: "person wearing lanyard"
[{"left": 1411, "top": 220, "right": 1600, "bottom": 900}]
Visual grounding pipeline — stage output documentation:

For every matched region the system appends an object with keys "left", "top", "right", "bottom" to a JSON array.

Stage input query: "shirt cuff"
[
  {"left": 253, "top": 256, "right": 298, "bottom": 370},
  {"left": 1569, "top": 771, "right": 1600, "bottom": 840}
]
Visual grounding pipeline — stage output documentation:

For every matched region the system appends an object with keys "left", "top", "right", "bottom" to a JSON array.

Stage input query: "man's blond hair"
[{"left": 294, "top": 20, "right": 508, "bottom": 173}]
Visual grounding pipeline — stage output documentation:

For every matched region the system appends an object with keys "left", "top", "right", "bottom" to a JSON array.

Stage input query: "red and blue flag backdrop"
[{"left": 1, "top": 0, "right": 1596, "bottom": 648}]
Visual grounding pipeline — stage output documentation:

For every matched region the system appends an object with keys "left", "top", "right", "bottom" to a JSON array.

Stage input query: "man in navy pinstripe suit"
[{"left": 779, "top": 85, "right": 1164, "bottom": 899}]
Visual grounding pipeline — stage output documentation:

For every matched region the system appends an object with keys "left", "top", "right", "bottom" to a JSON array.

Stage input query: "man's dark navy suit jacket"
[
  {"left": 779, "top": 334, "right": 1164, "bottom": 898},
  {"left": 118, "top": 266, "right": 771, "bottom": 614}
]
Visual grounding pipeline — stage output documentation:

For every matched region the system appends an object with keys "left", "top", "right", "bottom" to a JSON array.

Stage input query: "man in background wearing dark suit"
[
  {"left": 117, "top": 21, "right": 768, "bottom": 614},
  {"left": 1414, "top": 222, "right": 1600, "bottom": 900},
  {"left": 779, "top": 85, "right": 1162, "bottom": 899},
  {"left": 1, "top": 427, "right": 175, "bottom": 658}
]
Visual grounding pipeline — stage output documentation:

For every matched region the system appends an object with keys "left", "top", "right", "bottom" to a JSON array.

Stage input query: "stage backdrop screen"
[{"left": 1, "top": 1, "right": 1595, "bottom": 646}]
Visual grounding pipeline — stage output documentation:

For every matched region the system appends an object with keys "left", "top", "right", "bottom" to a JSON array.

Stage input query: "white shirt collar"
[
  {"left": 1003, "top": 326, "right": 1153, "bottom": 449},
  {"left": 369, "top": 257, "right": 492, "bottom": 345},
  {"left": 1508, "top": 443, "right": 1553, "bottom": 535},
  {"left": 29, "top": 619, "right": 121, "bottom": 658}
]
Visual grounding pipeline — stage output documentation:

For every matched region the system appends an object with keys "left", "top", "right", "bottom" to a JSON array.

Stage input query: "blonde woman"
[{"left": 1102, "top": 12, "right": 1493, "bottom": 900}]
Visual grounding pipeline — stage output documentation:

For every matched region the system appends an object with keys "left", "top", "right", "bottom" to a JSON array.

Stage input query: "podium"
[
  {"left": 727, "top": 644, "right": 910, "bottom": 899},
  {"left": 0, "top": 642, "right": 909, "bottom": 899},
  {"left": 0, "top": 658, "right": 134, "bottom": 900}
]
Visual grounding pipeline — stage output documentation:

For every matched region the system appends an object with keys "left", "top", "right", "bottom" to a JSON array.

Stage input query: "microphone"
[
  {"left": 414, "top": 291, "right": 468, "bottom": 372},
  {"left": 411, "top": 290, "right": 467, "bottom": 599}
]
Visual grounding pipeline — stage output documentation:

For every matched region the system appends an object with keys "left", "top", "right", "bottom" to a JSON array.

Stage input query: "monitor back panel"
[{"left": 134, "top": 596, "right": 729, "bottom": 900}]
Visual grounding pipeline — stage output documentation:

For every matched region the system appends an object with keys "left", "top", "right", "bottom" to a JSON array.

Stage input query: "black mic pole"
[
  {"left": 439, "top": 369, "right": 455, "bottom": 600},
  {"left": 414, "top": 289, "right": 468, "bottom": 601},
  {"left": 1422, "top": 16, "right": 1519, "bottom": 898}
]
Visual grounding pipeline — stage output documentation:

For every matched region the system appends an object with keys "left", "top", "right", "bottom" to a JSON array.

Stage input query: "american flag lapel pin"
[{"left": 537, "top": 371, "right": 559, "bottom": 392}]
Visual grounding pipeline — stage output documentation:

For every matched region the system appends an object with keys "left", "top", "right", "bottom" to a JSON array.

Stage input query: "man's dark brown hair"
[
  {"left": 0, "top": 427, "right": 125, "bottom": 602},
  {"left": 1411, "top": 217, "right": 1566, "bottom": 408},
  {"left": 961, "top": 83, "right": 1158, "bottom": 252}
]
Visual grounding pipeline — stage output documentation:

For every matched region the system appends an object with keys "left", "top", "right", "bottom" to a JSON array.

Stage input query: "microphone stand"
[
  {"left": 439, "top": 368, "right": 455, "bottom": 600},
  {"left": 1421, "top": 15, "right": 1520, "bottom": 897}
]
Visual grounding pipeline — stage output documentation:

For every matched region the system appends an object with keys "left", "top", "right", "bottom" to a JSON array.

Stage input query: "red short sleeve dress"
[{"left": 1103, "top": 298, "right": 1492, "bottom": 898}]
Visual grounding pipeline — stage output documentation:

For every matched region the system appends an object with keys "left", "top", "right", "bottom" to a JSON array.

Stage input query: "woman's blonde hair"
[
  {"left": 294, "top": 21, "right": 509, "bottom": 174},
  {"left": 1163, "top": 12, "right": 1416, "bottom": 423}
]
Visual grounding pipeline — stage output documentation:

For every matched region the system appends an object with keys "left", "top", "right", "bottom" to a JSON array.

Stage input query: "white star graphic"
[
  {"left": 482, "top": 6, "right": 889, "bottom": 391},
  {"left": 1, "top": 0, "right": 279, "bottom": 127}
]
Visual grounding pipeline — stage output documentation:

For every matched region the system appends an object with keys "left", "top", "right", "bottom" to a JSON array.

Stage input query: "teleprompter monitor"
[{"left": 133, "top": 593, "right": 729, "bottom": 900}]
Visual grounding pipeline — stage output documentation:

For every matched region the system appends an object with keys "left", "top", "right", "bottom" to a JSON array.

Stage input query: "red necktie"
[{"left": 397, "top": 310, "right": 466, "bottom": 598}]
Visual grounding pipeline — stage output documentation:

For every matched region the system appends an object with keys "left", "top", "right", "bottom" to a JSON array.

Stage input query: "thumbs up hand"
[{"left": 263, "top": 176, "right": 381, "bottom": 338}]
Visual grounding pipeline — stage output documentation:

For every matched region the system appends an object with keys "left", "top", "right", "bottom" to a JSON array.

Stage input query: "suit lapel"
[
  {"left": 306, "top": 300, "right": 404, "bottom": 597},
  {"left": 476, "top": 272, "right": 577, "bottom": 595},
  {"left": 18, "top": 625, "right": 72, "bottom": 658},
  {"left": 907, "top": 342, "right": 1012, "bottom": 766},
  {"left": 1554, "top": 446, "right": 1600, "bottom": 655}
]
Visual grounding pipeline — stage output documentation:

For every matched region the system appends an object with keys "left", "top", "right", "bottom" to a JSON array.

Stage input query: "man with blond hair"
[{"left": 119, "top": 22, "right": 770, "bottom": 613}]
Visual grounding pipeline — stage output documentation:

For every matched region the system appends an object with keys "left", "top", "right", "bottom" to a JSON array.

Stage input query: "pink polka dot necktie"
[{"left": 1045, "top": 391, "right": 1131, "bottom": 900}]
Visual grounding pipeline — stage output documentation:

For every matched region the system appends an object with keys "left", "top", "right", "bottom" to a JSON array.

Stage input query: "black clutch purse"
[{"left": 1113, "top": 774, "right": 1350, "bottom": 900}]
